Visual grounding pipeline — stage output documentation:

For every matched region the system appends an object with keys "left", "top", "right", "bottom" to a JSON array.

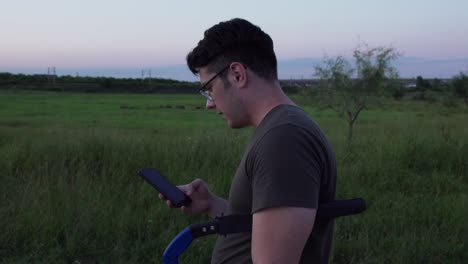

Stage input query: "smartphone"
[{"left": 138, "top": 168, "right": 192, "bottom": 208}]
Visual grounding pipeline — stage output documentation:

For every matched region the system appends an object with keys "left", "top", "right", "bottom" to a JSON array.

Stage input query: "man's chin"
[{"left": 226, "top": 119, "right": 247, "bottom": 129}]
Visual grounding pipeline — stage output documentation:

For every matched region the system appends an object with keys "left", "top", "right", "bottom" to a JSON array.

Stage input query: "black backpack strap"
[
  {"left": 317, "top": 198, "right": 367, "bottom": 219},
  {"left": 189, "top": 198, "right": 366, "bottom": 238}
]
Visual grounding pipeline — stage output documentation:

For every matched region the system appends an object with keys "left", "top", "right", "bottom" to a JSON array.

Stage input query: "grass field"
[{"left": 0, "top": 89, "right": 467, "bottom": 263}]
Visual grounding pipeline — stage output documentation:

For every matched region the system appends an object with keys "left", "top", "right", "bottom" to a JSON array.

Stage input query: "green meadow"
[{"left": 0, "top": 90, "right": 467, "bottom": 263}]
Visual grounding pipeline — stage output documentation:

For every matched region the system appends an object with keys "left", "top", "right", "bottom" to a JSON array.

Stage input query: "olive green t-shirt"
[{"left": 211, "top": 104, "right": 337, "bottom": 264}]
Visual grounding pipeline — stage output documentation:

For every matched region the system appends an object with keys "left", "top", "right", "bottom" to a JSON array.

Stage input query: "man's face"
[{"left": 199, "top": 65, "right": 248, "bottom": 128}]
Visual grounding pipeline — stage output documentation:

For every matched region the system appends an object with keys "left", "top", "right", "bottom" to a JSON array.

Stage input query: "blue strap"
[{"left": 162, "top": 227, "right": 193, "bottom": 264}]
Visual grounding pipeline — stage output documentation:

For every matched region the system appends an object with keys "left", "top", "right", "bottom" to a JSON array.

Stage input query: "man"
[{"left": 160, "top": 18, "right": 337, "bottom": 264}]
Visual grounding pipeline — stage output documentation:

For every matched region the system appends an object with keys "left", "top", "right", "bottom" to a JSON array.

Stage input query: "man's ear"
[{"left": 230, "top": 62, "right": 247, "bottom": 87}]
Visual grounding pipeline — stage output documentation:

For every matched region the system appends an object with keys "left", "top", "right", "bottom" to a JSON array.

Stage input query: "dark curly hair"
[{"left": 186, "top": 18, "right": 278, "bottom": 80}]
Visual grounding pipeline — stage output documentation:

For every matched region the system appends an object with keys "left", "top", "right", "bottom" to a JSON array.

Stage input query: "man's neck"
[{"left": 247, "top": 81, "right": 296, "bottom": 127}]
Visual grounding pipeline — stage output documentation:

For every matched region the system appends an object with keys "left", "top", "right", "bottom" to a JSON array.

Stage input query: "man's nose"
[{"left": 206, "top": 99, "right": 216, "bottom": 109}]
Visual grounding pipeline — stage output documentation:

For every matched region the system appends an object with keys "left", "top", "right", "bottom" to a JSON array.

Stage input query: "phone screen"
[{"left": 138, "top": 168, "right": 191, "bottom": 207}]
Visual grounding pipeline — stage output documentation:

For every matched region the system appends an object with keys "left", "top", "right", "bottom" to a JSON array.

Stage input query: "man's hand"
[
  {"left": 252, "top": 207, "right": 317, "bottom": 264},
  {"left": 159, "top": 178, "right": 228, "bottom": 218}
]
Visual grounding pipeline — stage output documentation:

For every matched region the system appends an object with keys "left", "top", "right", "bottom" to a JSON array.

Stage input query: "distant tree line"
[
  {"left": 0, "top": 72, "right": 198, "bottom": 93},
  {"left": 387, "top": 74, "right": 468, "bottom": 105},
  {"left": 1, "top": 67, "right": 467, "bottom": 106},
  {"left": 0, "top": 72, "right": 307, "bottom": 94}
]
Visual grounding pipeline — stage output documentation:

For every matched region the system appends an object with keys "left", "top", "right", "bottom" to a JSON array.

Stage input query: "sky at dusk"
[{"left": 1, "top": 0, "right": 468, "bottom": 81}]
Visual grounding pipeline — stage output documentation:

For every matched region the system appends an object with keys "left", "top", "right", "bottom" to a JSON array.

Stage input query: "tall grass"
[
  {"left": 331, "top": 117, "right": 467, "bottom": 263},
  {"left": 0, "top": 90, "right": 467, "bottom": 263},
  {"left": 0, "top": 125, "right": 249, "bottom": 263}
]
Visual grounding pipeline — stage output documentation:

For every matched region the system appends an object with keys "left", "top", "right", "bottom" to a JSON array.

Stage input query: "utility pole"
[
  {"left": 148, "top": 69, "right": 152, "bottom": 85},
  {"left": 47, "top": 67, "right": 51, "bottom": 85},
  {"left": 52, "top": 66, "right": 56, "bottom": 86}
]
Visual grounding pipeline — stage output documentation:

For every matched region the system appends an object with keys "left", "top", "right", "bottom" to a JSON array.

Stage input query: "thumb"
[
  {"left": 177, "top": 183, "right": 192, "bottom": 196},
  {"left": 179, "top": 178, "right": 205, "bottom": 196},
  {"left": 188, "top": 178, "right": 207, "bottom": 195}
]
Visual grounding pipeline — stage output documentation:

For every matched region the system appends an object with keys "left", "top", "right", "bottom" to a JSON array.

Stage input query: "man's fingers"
[
  {"left": 159, "top": 193, "right": 176, "bottom": 208},
  {"left": 166, "top": 200, "right": 175, "bottom": 208}
]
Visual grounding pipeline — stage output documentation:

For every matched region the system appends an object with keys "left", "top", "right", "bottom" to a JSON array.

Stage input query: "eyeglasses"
[{"left": 199, "top": 65, "right": 230, "bottom": 101}]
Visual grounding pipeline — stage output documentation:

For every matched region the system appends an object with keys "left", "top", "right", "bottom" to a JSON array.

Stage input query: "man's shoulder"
[
  {"left": 248, "top": 104, "right": 335, "bottom": 167},
  {"left": 253, "top": 104, "right": 323, "bottom": 143}
]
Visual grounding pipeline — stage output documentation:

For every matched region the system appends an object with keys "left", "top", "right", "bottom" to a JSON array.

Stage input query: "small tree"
[
  {"left": 315, "top": 44, "right": 400, "bottom": 142},
  {"left": 452, "top": 72, "right": 468, "bottom": 106}
]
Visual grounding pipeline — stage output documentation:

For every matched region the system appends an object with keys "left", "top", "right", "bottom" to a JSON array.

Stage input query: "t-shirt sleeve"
[{"left": 249, "top": 124, "right": 323, "bottom": 213}]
